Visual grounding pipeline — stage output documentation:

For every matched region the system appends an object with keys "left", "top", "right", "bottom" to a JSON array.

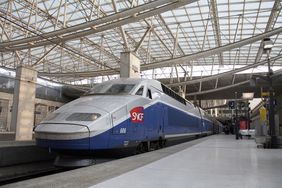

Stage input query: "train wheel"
[
  {"left": 158, "top": 138, "right": 166, "bottom": 149},
  {"left": 135, "top": 144, "right": 142, "bottom": 154},
  {"left": 136, "top": 142, "right": 148, "bottom": 154}
]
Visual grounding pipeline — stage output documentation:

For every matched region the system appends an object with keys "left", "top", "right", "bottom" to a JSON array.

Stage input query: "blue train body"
[{"left": 34, "top": 78, "right": 219, "bottom": 153}]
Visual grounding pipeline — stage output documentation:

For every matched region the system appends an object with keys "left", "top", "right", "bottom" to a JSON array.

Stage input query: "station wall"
[{"left": 0, "top": 91, "right": 63, "bottom": 132}]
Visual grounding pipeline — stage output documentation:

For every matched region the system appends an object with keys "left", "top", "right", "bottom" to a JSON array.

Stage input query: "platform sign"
[
  {"left": 228, "top": 101, "right": 235, "bottom": 109},
  {"left": 261, "top": 91, "right": 275, "bottom": 97},
  {"left": 259, "top": 107, "right": 267, "bottom": 122},
  {"left": 261, "top": 92, "right": 269, "bottom": 97}
]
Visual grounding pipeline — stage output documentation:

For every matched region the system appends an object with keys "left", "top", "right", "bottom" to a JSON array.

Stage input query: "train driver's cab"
[
  {"left": 134, "top": 85, "right": 152, "bottom": 100},
  {"left": 134, "top": 83, "right": 161, "bottom": 100}
]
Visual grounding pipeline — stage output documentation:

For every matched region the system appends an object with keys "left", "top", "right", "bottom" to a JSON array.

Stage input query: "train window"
[
  {"left": 88, "top": 83, "right": 135, "bottom": 95},
  {"left": 107, "top": 84, "right": 135, "bottom": 94},
  {"left": 87, "top": 83, "right": 110, "bottom": 94},
  {"left": 161, "top": 84, "right": 186, "bottom": 105},
  {"left": 147, "top": 89, "right": 152, "bottom": 99},
  {"left": 66, "top": 113, "right": 101, "bottom": 121},
  {"left": 135, "top": 86, "right": 144, "bottom": 96}
]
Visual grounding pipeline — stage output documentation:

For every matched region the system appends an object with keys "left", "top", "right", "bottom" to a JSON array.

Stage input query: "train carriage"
[{"left": 35, "top": 78, "right": 219, "bottom": 156}]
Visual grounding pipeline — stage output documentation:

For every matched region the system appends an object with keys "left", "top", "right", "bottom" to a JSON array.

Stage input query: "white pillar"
[
  {"left": 11, "top": 66, "right": 37, "bottom": 140},
  {"left": 120, "top": 52, "right": 140, "bottom": 78},
  {"left": 214, "top": 100, "right": 218, "bottom": 117}
]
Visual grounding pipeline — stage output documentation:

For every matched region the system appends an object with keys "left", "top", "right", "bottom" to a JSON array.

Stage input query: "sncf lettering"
[
  {"left": 131, "top": 112, "right": 144, "bottom": 121},
  {"left": 130, "top": 107, "right": 144, "bottom": 123}
]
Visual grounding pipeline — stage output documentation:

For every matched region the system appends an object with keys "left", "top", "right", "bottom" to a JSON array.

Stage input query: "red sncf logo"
[{"left": 130, "top": 107, "right": 144, "bottom": 123}]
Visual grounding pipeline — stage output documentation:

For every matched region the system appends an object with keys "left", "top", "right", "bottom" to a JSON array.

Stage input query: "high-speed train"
[{"left": 35, "top": 78, "right": 221, "bottom": 156}]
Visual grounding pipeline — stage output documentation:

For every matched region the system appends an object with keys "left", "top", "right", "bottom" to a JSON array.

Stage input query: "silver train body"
[{"left": 35, "top": 78, "right": 221, "bottom": 153}]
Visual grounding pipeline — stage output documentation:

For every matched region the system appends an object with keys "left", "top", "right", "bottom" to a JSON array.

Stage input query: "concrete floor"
[
  {"left": 3, "top": 135, "right": 282, "bottom": 188},
  {"left": 91, "top": 135, "right": 282, "bottom": 188},
  {"left": 0, "top": 140, "right": 34, "bottom": 148}
]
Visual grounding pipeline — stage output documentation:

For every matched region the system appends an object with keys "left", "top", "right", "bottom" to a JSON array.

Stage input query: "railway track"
[
  {"left": 0, "top": 161, "right": 68, "bottom": 186},
  {"left": 0, "top": 136, "right": 203, "bottom": 186},
  {"left": 0, "top": 157, "right": 117, "bottom": 186}
]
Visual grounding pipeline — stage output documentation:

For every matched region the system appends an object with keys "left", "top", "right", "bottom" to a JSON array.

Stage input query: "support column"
[
  {"left": 214, "top": 100, "right": 218, "bottom": 117},
  {"left": 11, "top": 66, "right": 37, "bottom": 140},
  {"left": 198, "top": 99, "right": 202, "bottom": 108},
  {"left": 120, "top": 52, "right": 140, "bottom": 78},
  {"left": 193, "top": 95, "right": 197, "bottom": 106},
  {"left": 276, "top": 93, "right": 282, "bottom": 136}
]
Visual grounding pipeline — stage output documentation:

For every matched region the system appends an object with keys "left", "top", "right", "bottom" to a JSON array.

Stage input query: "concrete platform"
[
  {"left": 3, "top": 135, "right": 282, "bottom": 188},
  {"left": 0, "top": 140, "right": 34, "bottom": 148},
  {"left": 0, "top": 141, "right": 55, "bottom": 167}
]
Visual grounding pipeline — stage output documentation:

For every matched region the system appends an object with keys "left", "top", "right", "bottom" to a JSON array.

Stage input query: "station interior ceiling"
[{"left": 0, "top": 0, "right": 282, "bottom": 120}]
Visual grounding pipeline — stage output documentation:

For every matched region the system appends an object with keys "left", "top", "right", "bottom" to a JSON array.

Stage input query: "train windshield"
[{"left": 87, "top": 83, "right": 136, "bottom": 95}]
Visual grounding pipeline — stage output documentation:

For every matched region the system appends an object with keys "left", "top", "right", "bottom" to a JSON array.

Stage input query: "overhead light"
[
  {"left": 263, "top": 38, "right": 273, "bottom": 50},
  {"left": 242, "top": 92, "right": 254, "bottom": 100}
]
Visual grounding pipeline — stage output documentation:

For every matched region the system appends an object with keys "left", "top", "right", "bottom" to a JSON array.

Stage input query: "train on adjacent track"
[{"left": 34, "top": 78, "right": 222, "bottom": 158}]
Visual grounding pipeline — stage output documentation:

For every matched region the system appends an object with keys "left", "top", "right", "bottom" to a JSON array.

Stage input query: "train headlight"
[{"left": 66, "top": 113, "right": 101, "bottom": 121}]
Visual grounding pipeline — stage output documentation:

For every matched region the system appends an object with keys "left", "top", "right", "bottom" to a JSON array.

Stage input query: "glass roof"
[{"left": 0, "top": 0, "right": 281, "bottom": 84}]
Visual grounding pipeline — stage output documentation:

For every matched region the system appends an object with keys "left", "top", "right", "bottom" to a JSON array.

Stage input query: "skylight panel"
[{"left": 245, "top": 1, "right": 260, "bottom": 11}]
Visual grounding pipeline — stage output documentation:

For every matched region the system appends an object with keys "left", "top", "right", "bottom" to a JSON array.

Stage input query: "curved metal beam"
[
  {"left": 186, "top": 80, "right": 250, "bottom": 96},
  {"left": 210, "top": 0, "right": 224, "bottom": 65},
  {"left": 0, "top": 0, "right": 197, "bottom": 51},
  {"left": 253, "top": 0, "right": 281, "bottom": 65},
  {"left": 167, "top": 54, "right": 282, "bottom": 87},
  {"left": 142, "top": 26, "right": 282, "bottom": 70},
  {"left": 38, "top": 27, "right": 282, "bottom": 78},
  {"left": 186, "top": 68, "right": 282, "bottom": 97}
]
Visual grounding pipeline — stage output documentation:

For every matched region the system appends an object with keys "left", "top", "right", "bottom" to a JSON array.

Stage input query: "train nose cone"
[
  {"left": 69, "top": 95, "right": 133, "bottom": 113},
  {"left": 35, "top": 123, "right": 91, "bottom": 150}
]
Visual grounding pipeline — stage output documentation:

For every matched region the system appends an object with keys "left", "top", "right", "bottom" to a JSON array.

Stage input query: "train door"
[
  {"left": 112, "top": 106, "right": 128, "bottom": 135},
  {"left": 145, "top": 89, "right": 164, "bottom": 141},
  {"left": 155, "top": 103, "right": 165, "bottom": 139},
  {"left": 162, "top": 105, "right": 168, "bottom": 136},
  {"left": 142, "top": 88, "right": 154, "bottom": 140},
  {"left": 144, "top": 106, "right": 160, "bottom": 140},
  {"left": 197, "top": 107, "right": 204, "bottom": 133}
]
